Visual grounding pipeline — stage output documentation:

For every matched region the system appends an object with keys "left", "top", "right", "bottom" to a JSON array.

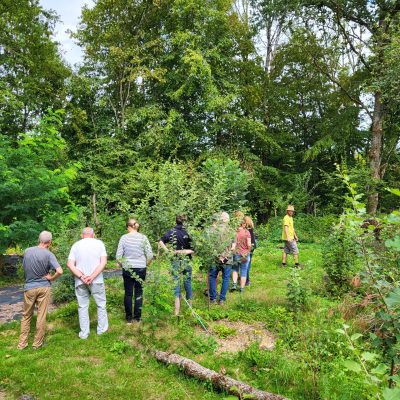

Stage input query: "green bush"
[
  {"left": 286, "top": 269, "right": 310, "bottom": 313},
  {"left": 52, "top": 272, "right": 75, "bottom": 304},
  {"left": 259, "top": 214, "right": 337, "bottom": 243},
  {"left": 322, "top": 223, "right": 359, "bottom": 297}
]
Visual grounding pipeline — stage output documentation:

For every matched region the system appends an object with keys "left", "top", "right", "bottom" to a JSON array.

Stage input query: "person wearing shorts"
[{"left": 282, "top": 205, "right": 301, "bottom": 268}]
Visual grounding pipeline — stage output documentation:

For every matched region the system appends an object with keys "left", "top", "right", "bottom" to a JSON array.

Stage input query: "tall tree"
[
  {"left": 0, "top": 0, "right": 70, "bottom": 139},
  {"left": 270, "top": 0, "right": 400, "bottom": 213}
]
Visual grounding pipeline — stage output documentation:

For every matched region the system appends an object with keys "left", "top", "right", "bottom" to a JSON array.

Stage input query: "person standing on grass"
[
  {"left": 67, "top": 227, "right": 108, "bottom": 338},
  {"left": 207, "top": 212, "right": 236, "bottom": 305},
  {"left": 17, "top": 231, "right": 63, "bottom": 350},
  {"left": 159, "top": 215, "right": 194, "bottom": 316},
  {"left": 231, "top": 219, "right": 252, "bottom": 293},
  {"left": 244, "top": 216, "right": 256, "bottom": 286},
  {"left": 281, "top": 205, "right": 300, "bottom": 268},
  {"left": 116, "top": 219, "right": 153, "bottom": 323}
]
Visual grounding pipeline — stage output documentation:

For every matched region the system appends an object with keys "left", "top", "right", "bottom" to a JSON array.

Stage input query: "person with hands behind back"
[{"left": 67, "top": 227, "right": 108, "bottom": 339}]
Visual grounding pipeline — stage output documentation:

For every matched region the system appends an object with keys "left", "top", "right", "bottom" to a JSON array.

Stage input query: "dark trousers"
[{"left": 122, "top": 268, "right": 146, "bottom": 321}]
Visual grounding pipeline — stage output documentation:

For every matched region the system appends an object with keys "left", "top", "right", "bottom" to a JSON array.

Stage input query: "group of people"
[{"left": 17, "top": 205, "right": 300, "bottom": 349}]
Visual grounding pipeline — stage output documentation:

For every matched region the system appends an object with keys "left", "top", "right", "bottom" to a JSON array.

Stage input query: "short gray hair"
[
  {"left": 220, "top": 212, "right": 230, "bottom": 223},
  {"left": 39, "top": 231, "right": 52, "bottom": 244},
  {"left": 82, "top": 227, "right": 94, "bottom": 236}
]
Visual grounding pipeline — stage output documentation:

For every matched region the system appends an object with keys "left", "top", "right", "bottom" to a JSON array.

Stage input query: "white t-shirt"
[{"left": 68, "top": 238, "right": 107, "bottom": 287}]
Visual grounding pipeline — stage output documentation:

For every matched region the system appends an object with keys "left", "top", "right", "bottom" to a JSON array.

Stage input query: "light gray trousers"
[{"left": 75, "top": 283, "right": 108, "bottom": 339}]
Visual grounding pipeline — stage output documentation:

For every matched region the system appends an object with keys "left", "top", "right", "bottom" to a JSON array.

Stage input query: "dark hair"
[{"left": 176, "top": 215, "right": 186, "bottom": 225}]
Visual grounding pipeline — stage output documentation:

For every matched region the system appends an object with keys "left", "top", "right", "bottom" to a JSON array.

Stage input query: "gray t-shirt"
[{"left": 23, "top": 247, "right": 60, "bottom": 291}]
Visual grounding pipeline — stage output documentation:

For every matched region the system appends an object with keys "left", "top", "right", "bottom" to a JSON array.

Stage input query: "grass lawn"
[{"left": 0, "top": 241, "right": 367, "bottom": 399}]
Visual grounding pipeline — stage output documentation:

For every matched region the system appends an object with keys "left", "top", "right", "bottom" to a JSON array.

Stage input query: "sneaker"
[
  {"left": 295, "top": 264, "right": 304, "bottom": 269},
  {"left": 281, "top": 263, "right": 287, "bottom": 268},
  {"left": 239, "top": 288, "right": 244, "bottom": 294},
  {"left": 210, "top": 299, "right": 217, "bottom": 305},
  {"left": 218, "top": 300, "right": 225, "bottom": 305},
  {"left": 230, "top": 284, "right": 237, "bottom": 292},
  {"left": 17, "top": 344, "right": 28, "bottom": 351}
]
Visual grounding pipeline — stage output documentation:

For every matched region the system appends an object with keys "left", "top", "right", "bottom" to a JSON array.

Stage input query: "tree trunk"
[
  {"left": 367, "top": 90, "right": 384, "bottom": 215},
  {"left": 154, "top": 350, "right": 288, "bottom": 400}
]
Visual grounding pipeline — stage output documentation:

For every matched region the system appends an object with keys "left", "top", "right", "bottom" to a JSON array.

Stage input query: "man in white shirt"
[{"left": 67, "top": 227, "right": 108, "bottom": 339}]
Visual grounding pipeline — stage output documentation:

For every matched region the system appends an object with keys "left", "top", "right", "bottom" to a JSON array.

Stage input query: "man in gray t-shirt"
[{"left": 17, "top": 231, "right": 63, "bottom": 350}]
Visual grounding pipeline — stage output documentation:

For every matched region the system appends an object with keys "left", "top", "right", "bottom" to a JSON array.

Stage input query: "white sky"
[{"left": 39, "top": 0, "right": 94, "bottom": 67}]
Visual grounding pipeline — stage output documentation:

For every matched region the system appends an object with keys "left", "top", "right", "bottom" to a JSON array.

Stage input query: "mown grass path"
[{"left": 1, "top": 242, "right": 352, "bottom": 400}]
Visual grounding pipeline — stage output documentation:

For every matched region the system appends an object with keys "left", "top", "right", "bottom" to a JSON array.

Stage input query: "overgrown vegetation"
[{"left": 1, "top": 0, "right": 400, "bottom": 399}]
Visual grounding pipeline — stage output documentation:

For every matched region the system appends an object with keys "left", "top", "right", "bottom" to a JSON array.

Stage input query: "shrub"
[
  {"left": 322, "top": 222, "right": 359, "bottom": 297},
  {"left": 52, "top": 272, "right": 75, "bottom": 304},
  {"left": 259, "top": 215, "right": 337, "bottom": 243},
  {"left": 286, "top": 269, "right": 310, "bottom": 313}
]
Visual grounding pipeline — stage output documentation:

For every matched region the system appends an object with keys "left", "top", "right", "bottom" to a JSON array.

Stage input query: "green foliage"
[
  {"left": 259, "top": 215, "right": 337, "bottom": 243},
  {"left": 0, "top": 111, "right": 80, "bottom": 251},
  {"left": 213, "top": 324, "right": 237, "bottom": 339},
  {"left": 0, "top": 0, "right": 70, "bottom": 138},
  {"left": 322, "top": 222, "right": 359, "bottom": 296},
  {"left": 286, "top": 269, "right": 310, "bottom": 313},
  {"left": 109, "top": 340, "right": 131, "bottom": 355},
  {"left": 52, "top": 272, "right": 76, "bottom": 305},
  {"left": 188, "top": 334, "right": 218, "bottom": 355}
]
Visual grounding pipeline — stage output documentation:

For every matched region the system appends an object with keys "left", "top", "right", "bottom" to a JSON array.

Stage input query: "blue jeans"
[
  {"left": 246, "top": 252, "right": 253, "bottom": 284},
  {"left": 232, "top": 254, "right": 251, "bottom": 279},
  {"left": 171, "top": 259, "right": 192, "bottom": 299},
  {"left": 209, "top": 264, "right": 231, "bottom": 301}
]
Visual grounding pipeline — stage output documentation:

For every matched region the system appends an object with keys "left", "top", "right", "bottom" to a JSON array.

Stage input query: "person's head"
[
  {"left": 244, "top": 216, "right": 254, "bottom": 229},
  {"left": 176, "top": 215, "right": 186, "bottom": 225},
  {"left": 126, "top": 218, "right": 140, "bottom": 232},
  {"left": 81, "top": 227, "right": 95, "bottom": 238},
  {"left": 38, "top": 231, "right": 52, "bottom": 247},
  {"left": 219, "top": 211, "right": 230, "bottom": 224},
  {"left": 286, "top": 205, "right": 295, "bottom": 216},
  {"left": 234, "top": 210, "right": 244, "bottom": 220}
]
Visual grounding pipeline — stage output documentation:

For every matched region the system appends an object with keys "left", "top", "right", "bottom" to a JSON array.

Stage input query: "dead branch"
[{"left": 154, "top": 350, "right": 288, "bottom": 400}]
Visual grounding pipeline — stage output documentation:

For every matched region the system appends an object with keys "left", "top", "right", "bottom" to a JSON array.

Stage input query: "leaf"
[
  {"left": 387, "top": 188, "right": 400, "bottom": 197},
  {"left": 371, "top": 364, "right": 388, "bottom": 376},
  {"left": 361, "top": 352, "right": 378, "bottom": 362},
  {"left": 385, "top": 288, "right": 400, "bottom": 310},
  {"left": 385, "top": 236, "right": 400, "bottom": 251},
  {"left": 350, "top": 333, "right": 363, "bottom": 341},
  {"left": 382, "top": 388, "right": 400, "bottom": 400},
  {"left": 342, "top": 360, "right": 362, "bottom": 373}
]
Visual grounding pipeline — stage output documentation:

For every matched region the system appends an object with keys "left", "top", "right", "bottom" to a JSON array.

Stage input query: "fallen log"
[{"left": 154, "top": 350, "right": 289, "bottom": 400}]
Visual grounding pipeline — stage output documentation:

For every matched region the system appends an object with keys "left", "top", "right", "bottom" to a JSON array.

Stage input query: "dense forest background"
[{"left": 1, "top": 0, "right": 400, "bottom": 250}]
